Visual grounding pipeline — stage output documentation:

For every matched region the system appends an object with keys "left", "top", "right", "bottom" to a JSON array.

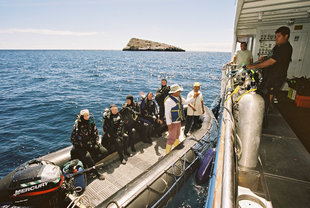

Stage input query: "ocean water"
[{"left": 0, "top": 50, "right": 230, "bottom": 206}]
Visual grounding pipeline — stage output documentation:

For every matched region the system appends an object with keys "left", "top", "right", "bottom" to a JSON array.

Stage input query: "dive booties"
[
  {"left": 166, "top": 144, "right": 172, "bottom": 154},
  {"left": 173, "top": 139, "right": 180, "bottom": 147}
]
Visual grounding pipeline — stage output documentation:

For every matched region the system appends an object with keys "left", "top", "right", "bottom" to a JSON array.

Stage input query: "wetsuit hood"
[
  {"left": 80, "top": 114, "right": 94, "bottom": 124},
  {"left": 126, "top": 95, "right": 134, "bottom": 106}
]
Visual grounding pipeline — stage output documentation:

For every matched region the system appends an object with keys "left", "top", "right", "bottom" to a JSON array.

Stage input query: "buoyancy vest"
[
  {"left": 72, "top": 116, "right": 97, "bottom": 148},
  {"left": 167, "top": 94, "right": 184, "bottom": 122},
  {"left": 103, "top": 110, "right": 122, "bottom": 135}
]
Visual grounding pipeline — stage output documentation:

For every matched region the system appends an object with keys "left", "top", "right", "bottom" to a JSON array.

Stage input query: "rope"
[
  {"left": 66, "top": 194, "right": 91, "bottom": 208},
  {"left": 106, "top": 201, "right": 121, "bottom": 208},
  {"left": 78, "top": 195, "right": 91, "bottom": 207},
  {"left": 66, "top": 195, "right": 81, "bottom": 208},
  {"left": 159, "top": 177, "right": 169, "bottom": 193}
]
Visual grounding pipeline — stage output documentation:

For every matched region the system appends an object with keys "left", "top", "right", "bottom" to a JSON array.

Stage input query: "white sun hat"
[
  {"left": 169, "top": 84, "right": 183, "bottom": 94},
  {"left": 80, "top": 109, "right": 89, "bottom": 116}
]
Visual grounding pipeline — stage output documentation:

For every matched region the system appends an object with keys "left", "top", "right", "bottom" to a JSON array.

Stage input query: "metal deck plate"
[
  {"left": 264, "top": 176, "right": 310, "bottom": 208},
  {"left": 260, "top": 134, "right": 310, "bottom": 182},
  {"left": 262, "top": 108, "right": 296, "bottom": 138},
  {"left": 239, "top": 107, "right": 310, "bottom": 208},
  {"left": 82, "top": 137, "right": 168, "bottom": 207}
]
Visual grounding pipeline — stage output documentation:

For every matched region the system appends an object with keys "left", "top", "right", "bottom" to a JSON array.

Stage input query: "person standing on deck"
[
  {"left": 164, "top": 84, "right": 199, "bottom": 154},
  {"left": 184, "top": 82, "right": 205, "bottom": 137},
  {"left": 155, "top": 79, "right": 170, "bottom": 121},
  {"left": 231, "top": 42, "right": 253, "bottom": 67},
  {"left": 140, "top": 91, "right": 163, "bottom": 137},
  {"left": 247, "top": 26, "right": 292, "bottom": 106}
]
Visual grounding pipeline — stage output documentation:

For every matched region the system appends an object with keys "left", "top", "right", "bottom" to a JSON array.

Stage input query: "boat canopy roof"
[{"left": 235, "top": 0, "right": 310, "bottom": 37}]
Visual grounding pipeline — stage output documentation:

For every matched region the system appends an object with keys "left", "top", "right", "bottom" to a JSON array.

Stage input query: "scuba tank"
[{"left": 232, "top": 65, "right": 265, "bottom": 168}]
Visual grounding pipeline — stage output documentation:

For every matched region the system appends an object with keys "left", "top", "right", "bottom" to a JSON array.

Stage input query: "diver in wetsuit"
[
  {"left": 122, "top": 95, "right": 152, "bottom": 144},
  {"left": 155, "top": 79, "right": 170, "bottom": 121},
  {"left": 140, "top": 92, "right": 163, "bottom": 137},
  {"left": 70, "top": 109, "right": 107, "bottom": 180},
  {"left": 103, "top": 104, "right": 132, "bottom": 164}
]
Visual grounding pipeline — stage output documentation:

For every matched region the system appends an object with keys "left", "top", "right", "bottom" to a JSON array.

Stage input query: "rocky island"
[{"left": 123, "top": 38, "right": 185, "bottom": 52}]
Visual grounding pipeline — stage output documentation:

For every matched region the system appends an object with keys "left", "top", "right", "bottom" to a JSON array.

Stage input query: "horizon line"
[{"left": 0, "top": 49, "right": 231, "bottom": 53}]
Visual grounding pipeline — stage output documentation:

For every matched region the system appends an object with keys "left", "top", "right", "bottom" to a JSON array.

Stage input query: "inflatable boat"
[{"left": 0, "top": 106, "right": 217, "bottom": 208}]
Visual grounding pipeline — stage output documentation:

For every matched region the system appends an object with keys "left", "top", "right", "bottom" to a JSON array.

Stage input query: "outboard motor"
[
  {"left": 235, "top": 92, "right": 264, "bottom": 168},
  {"left": 0, "top": 160, "right": 64, "bottom": 207}
]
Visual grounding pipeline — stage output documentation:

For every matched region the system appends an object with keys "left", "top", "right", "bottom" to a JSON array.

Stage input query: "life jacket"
[{"left": 166, "top": 94, "right": 184, "bottom": 122}]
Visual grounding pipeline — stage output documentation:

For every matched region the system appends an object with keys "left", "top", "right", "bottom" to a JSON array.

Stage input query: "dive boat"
[
  {"left": 0, "top": 107, "right": 217, "bottom": 208},
  {"left": 206, "top": 0, "right": 310, "bottom": 208},
  {"left": 1, "top": 1, "right": 310, "bottom": 208}
]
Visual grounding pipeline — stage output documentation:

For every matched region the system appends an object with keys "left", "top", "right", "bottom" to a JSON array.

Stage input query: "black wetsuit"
[
  {"left": 121, "top": 101, "right": 142, "bottom": 146},
  {"left": 140, "top": 94, "right": 162, "bottom": 136},
  {"left": 103, "top": 111, "right": 129, "bottom": 161},
  {"left": 70, "top": 116, "right": 108, "bottom": 168},
  {"left": 155, "top": 85, "right": 170, "bottom": 120}
]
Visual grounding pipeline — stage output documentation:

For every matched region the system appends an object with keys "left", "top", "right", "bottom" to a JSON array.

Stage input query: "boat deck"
[
  {"left": 69, "top": 108, "right": 213, "bottom": 208},
  {"left": 78, "top": 136, "right": 168, "bottom": 207},
  {"left": 238, "top": 106, "right": 310, "bottom": 208},
  {"left": 275, "top": 91, "right": 310, "bottom": 153}
]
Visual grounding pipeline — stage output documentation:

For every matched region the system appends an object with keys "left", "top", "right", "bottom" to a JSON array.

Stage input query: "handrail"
[
  {"left": 221, "top": 75, "right": 236, "bottom": 208},
  {"left": 206, "top": 65, "right": 236, "bottom": 208}
]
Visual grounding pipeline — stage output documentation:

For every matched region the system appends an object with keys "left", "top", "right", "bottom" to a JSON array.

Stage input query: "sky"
[{"left": 0, "top": 0, "right": 236, "bottom": 52}]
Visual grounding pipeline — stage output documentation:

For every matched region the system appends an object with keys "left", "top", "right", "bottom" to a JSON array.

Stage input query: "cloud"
[{"left": 0, "top": 28, "right": 104, "bottom": 36}]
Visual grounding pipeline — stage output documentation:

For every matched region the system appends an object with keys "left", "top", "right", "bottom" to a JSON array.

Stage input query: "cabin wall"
[{"left": 252, "top": 23, "right": 310, "bottom": 83}]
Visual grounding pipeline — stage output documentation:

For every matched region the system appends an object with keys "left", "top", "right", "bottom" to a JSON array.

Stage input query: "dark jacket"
[
  {"left": 140, "top": 94, "right": 159, "bottom": 122},
  {"left": 155, "top": 85, "right": 170, "bottom": 106},
  {"left": 71, "top": 116, "right": 99, "bottom": 149},
  {"left": 268, "top": 41, "right": 293, "bottom": 81},
  {"left": 102, "top": 111, "right": 124, "bottom": 138},
  {"left": 122, "top": 100, "right": 140, "bottom": 115},
  {"left": 121, "top": 102, "right": 140, "bottom": 124}
]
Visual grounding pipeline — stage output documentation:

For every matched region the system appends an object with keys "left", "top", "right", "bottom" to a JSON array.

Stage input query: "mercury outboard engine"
[{"left": 0, "top": 160, "right": 64, "bottom": 207}]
